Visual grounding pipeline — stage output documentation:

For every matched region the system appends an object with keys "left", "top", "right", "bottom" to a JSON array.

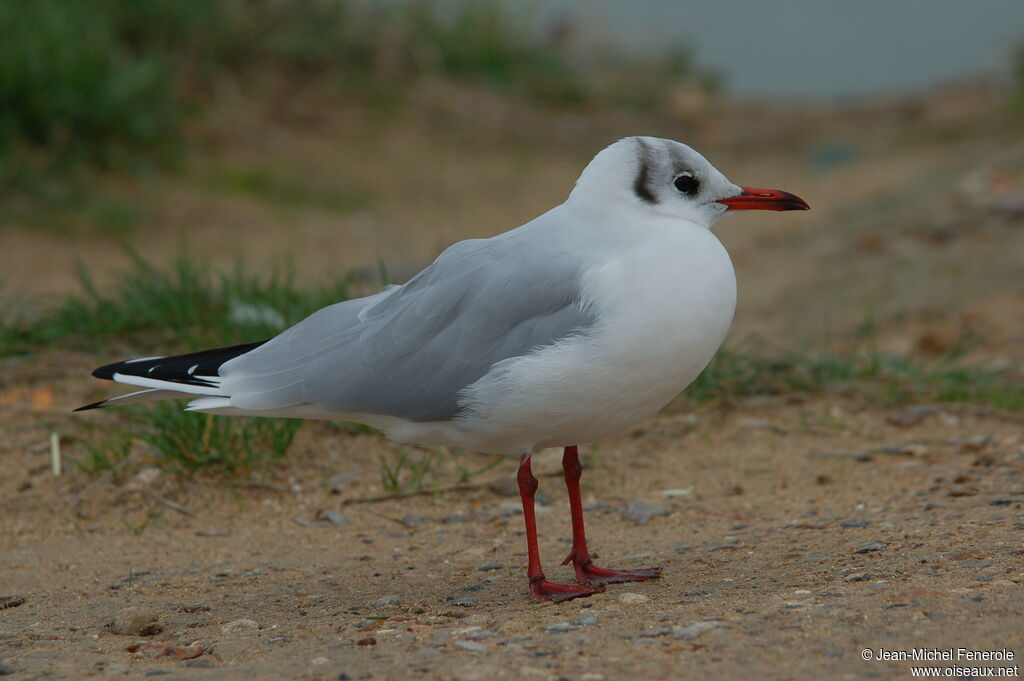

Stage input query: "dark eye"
[{"left": 673, "top": 172, "right": 699, "bottom": 196}]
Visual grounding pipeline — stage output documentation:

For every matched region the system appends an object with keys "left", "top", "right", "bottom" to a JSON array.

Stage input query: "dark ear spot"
[{"left": 633, "top": 139, "right": 657, "bottom": 204}]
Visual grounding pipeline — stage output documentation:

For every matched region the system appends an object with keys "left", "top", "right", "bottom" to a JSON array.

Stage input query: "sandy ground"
[
  {"left": 3, "top": 377, "right": 1023, "bottom": 680},
  {"left": 2, "top": 84, "right": 1023, "bottom": 680}
]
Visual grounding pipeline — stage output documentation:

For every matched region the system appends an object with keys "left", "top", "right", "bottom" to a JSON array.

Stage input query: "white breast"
[{"left": 454, "top": 220, "right": 736, "bottom": 454}]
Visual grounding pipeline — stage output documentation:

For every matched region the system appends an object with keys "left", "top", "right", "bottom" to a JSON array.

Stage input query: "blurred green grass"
[
  {"left": 76, "top": 403, "right": 302, "bottom": 475},
  {"left": 0, "top": 252, "right": 356, "bottom": 355},
  {"left": 688, "top": 346, "right": 1024, "bottom": 412},
  {"left": 0, "top": 0, "right": 703, "bottom": 189}
]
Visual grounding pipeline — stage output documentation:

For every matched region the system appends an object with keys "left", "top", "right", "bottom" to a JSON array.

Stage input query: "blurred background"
[{"left": 2, "top": 0, "right": 1024, "bottom": 384}]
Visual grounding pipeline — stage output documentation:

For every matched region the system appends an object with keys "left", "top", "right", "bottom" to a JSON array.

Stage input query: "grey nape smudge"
[{"left": 633, "top": 138, "right": 658, "bottom": 205}]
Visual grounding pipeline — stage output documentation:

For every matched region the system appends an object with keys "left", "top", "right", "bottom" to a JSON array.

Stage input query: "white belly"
[{"left": 453, "top": 223, "right": 736, "bottom": 454}]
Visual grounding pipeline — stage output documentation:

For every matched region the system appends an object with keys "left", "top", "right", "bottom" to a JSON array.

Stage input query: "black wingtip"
[
  {"left": 91, "top": 363, "right": 119, "bottom": 380},
  {"left": 74, "top": 400, "right": 108, "bottom": 412}
]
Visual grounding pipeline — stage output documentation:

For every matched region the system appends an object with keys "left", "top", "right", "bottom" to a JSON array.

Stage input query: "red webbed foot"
[
  {"left": 563, "top": 553, "right": 662, "bottom": 586},
  {"left": 529, "top": 578, "right": 605, "bottom": 603},
  {"left": 575, "top": 563, "right": 661, "bottom": 586}
]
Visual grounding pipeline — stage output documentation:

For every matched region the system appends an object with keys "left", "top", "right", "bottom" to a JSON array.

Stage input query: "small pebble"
[
  {"left": 374, "top": 595, "right": 400, "bottom": 607},
  {"left": 618, "top": 592, "right": 649, "bottom": 605},
  {"left": 109, "top": 607, "right": 162, "bottom": 636},
  {"left": 317, "top": 511, "right": 350, "bottom": 527},
  {"left": 326, "top": 472, "right": 360, "bottom": 493},
  {"left": 401, "top": 514, "right": 430, "bottom": 524},
  {"left": 887, "top": 408, "right": 928, "bottom": 427},
  {"left": 543, "top": 623, "right": 578, "bottom": 632},
  {"left": 572, "top": 615, "right": 598, "bottom": 626},
  {"left": 844, "top": 572, "right": 871, "bottom": 582},
  {"left": 498, "top": 501, "right": 523, "bottom": 517},
  {"left": 659, "top": 488, "right": 693, "bottom": 499},
  {"left": 478, "top": 562, "right": 503, "bottom": 571},
  {"left": 853, "top": 541, "right": 887, "bottom": 554},
  {"left": 948, "top": 485, "right": 977, "bottom": 497},
  {"left": 357, "top": 637, "right": 377, "bottom": 646},
  {"left": 497, "top": 637, "right": 531, "bottom": 646},
  {"left": 581, "top": 674, "right": 606, "bottom": 681},
  {"left": 621, "top": 501, "right": 669, "bottom": 526},
  {"left": 195, "top": 529, "right": 229, "bottom": 537},
  {"left": 455, "top": 641, "right": 488, "bottom": 652},
  {"left": 488, "top": 478, "right": 520, "bottom": 497},
  {"left": 0, "top": 596, "right": 26, "bottom": 609},
  {"left": 454, "top": 663, "right": 499, "bottom": 681},
  {"left": 840, "top": 520, "right": 870, "bottom": 528},
  {"left": 673, "top": 621, "right": 720, "bottom": 639},
  {"left": 311, "top": 656, "right": 329, "bottom": 666},
  {"left": 220, "top": 618, "right": 259, "bottom": 633},
  {"left": 959, "top": 559, "right": 992, "bottom": 568},
  {"left": 463, "top": 629, "right": 499, "bottom": 641},
  {"left": 182, "top": 604, "right": 210, "bottom": 613},
  {"left": 0, "top": 662, "right": 15, "bottom": 676},
  {"left": 639, "top": 628, "right": 671, "bottom": 638},
  {"left": 452, "top": 597, "right": 477, "bottom": 607}
]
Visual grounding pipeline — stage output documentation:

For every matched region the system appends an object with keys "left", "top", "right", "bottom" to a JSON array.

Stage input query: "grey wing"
[{"left": 220, "top": 234, "right": 595, "bottom": 421}]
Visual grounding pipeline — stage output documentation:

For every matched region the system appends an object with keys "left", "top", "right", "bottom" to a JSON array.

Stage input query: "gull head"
[{"left": 568, "top": 136, "right": 809, "bottom": 229}]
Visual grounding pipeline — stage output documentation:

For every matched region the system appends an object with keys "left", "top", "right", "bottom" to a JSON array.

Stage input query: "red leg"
[
  {"left": 560, "top": 446, "right": 662, "bottom": 586},
  {"left": 517, "top": 453, "right": 603, "bottom": 602}
]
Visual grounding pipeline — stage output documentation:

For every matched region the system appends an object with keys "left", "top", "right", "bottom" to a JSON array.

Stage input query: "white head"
[{"left": 568, "top": 136, "right": 808, "bottom": 229}]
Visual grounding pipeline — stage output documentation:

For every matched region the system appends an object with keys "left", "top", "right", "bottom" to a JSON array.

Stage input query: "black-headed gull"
[{"left": 79, "top": 136, "right": 808, "bottom": 602}]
